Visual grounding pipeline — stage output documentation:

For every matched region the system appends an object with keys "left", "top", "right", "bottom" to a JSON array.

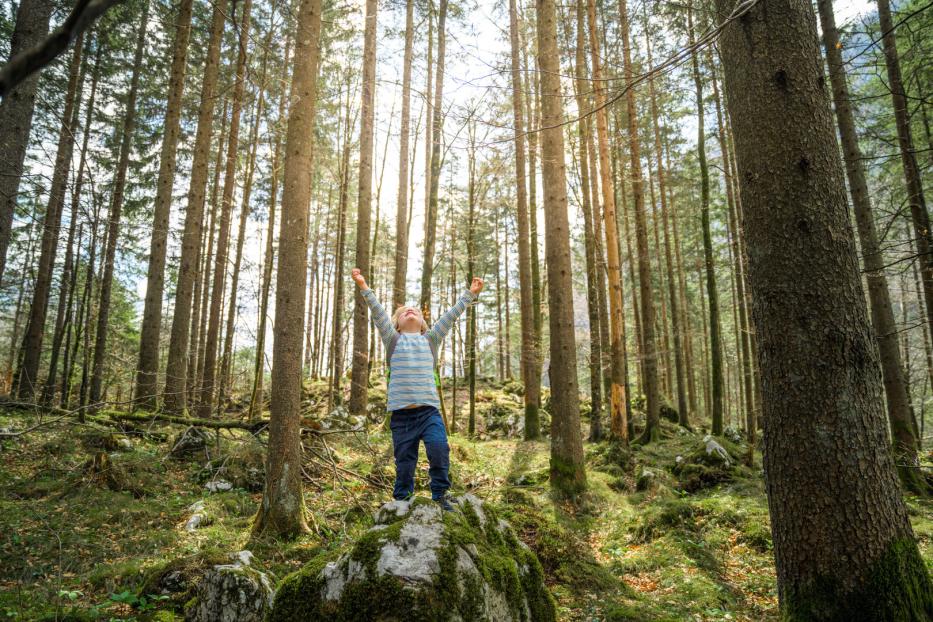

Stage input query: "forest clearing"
[{"left": 1, "top": 0, "right": 932, "bottom": 618}]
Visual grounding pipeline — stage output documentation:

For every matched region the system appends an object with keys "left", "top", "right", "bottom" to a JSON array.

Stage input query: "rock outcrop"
[
  {"left": 269, "top": 494, "right": 556, "bottom": 621},
  {"left": 185, "top": 550, "right": 274, "bottom": 622}
]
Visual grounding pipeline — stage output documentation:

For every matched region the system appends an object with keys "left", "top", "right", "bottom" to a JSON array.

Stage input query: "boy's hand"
[
  {"left": 352, "top": 268, "right": 367, "bottom": 289},
  {"left": 470, "top": 277, "right": 484, "bottom": 296}
]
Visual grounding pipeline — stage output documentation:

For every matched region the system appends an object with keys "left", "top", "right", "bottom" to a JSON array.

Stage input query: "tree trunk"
[
  {"left": 688, "top": 7, "right": 723, "bottom": 435},
  {"left": 250, "top": 38, "right": 291, "bottom": 420},
  {"left": 536, "top": 0, "right": 587, "bottom": 497},
  {"left": 419, "top": 0, "right": 448, "bottom": 320},
  {"left": 392, "top": 0, "right": 415, "bottom": 312},
  {"left": 876, "top": 0, "right": 933, "bottom": 346},
  {"left": 507, "top": 0, "right": 541, "bottom": 440},
  {"left": 571, "top": 1, "right": 603, "bottom": 442},
  {"left": 36, "top": 34, "right": 88, "bottom": 404},
  {"left": 586, "top": 0, "right": 628, "bottom": 443},
  {"left": 817, "top": 0, "right": 924, "bottom": 493},
  {"left": 0, "top": 0, "right": 53, "bottom": 288},
  {"left": 89, "top": 2, "right": 150, "bottom": 408},
  {"left": 252, "top": 0, "right": 323, "bottom": 539},
  {"left": 198, "top": 0, "right": 253, "bottom": 418},
  {"left": 348, "top": 0, "right": 379, "bottom": 417},
  {"left": 14, "top": 35, "right": 85, "bottom": 400},
  {"left": 163, "top": 0, "right": 228, "bottom": 413},
  {"left": 715, "top": 0, "right": 933, "bottom": 615},
  {"left": 134, "top": 0, "right": 195, "bottom": 409},
  {"left": 644, "top": 23, "right": 688, "bottom": 427}
]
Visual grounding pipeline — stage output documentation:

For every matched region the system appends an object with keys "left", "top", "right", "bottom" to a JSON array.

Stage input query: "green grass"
[{"left": 0, "top": 395, "right": 930, "bottom": 621}]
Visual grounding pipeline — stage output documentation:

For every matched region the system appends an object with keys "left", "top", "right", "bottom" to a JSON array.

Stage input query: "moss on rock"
[{"left": 269, "top": 494, "right": 556, "bottom": 622}]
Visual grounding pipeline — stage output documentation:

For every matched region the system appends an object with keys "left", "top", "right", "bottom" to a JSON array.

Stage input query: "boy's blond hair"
[{"left": 391, "top": 305, "right": 428, "bottom": 334}]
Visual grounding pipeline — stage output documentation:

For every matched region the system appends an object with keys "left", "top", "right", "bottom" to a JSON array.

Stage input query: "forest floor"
[{"left": 0, "top": 381, "right": 931, "bottom": 621}]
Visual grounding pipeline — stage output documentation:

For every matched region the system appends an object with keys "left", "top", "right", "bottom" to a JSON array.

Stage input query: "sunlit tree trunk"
[
  {"left": 536, "top": 0, "right": 587, "bottom": 496},
  {"left": 508, "top": 0, "right": 541, "bottom": 439},
  {"left": 420, "top": 0, "right": 448, "bottom": 319},
  {"left": 252, "top": 0, "right": 323, "bottom": 539},
  {"left": 348, "top": 0, "right": 379, "bottom": 417}
]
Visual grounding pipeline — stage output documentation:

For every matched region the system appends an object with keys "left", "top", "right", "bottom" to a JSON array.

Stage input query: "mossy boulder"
[
  {"left": 185, "top": 550, "right": 274, "bottom": 622},
  {"left": 269, "top": 494, "right": 556, "bottom": 621},
  {"left": 672, "top": 435, "right": 736, "bottom": 492}
]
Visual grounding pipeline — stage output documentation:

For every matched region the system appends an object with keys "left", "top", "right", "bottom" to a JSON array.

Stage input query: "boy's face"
[{"left": 397, "top": 306, "right": 424, "bottom": 333}]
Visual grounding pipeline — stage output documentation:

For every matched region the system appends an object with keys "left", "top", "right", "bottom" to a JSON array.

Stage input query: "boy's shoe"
[{"left": 434, "top": 494, "right": 454, "bottom": 512}]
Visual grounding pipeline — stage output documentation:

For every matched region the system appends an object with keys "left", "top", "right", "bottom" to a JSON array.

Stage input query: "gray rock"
[
  {"left": 185, "top": 550, "right": 274, "bottom": 622},
  {"left": 204, "top": 480, "right": 233, "bottom": 493},
  {"left": 269, "top": 494, "right": 555, "bottom": 621},
  {"left": 702, "top": 435, "right": 733, "bottom": 466}
]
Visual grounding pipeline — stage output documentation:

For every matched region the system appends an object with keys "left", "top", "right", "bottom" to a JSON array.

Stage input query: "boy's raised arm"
[
  {"left": 352, "top": 268, "right": 396, "bottom": 346},
  {"left": 427, "top": 277, "right": 484, "bottom": 346}
]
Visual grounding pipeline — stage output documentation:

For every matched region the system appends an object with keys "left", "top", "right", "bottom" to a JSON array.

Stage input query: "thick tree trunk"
[
  {"left": 163, "top": 0, "right": 228, "bottom": 413},
  {"left": 507, "top": 0, "right": 540, "bottom": 440},
  {"left": 348, "top": 0, "right": 379, "bottom": 417},
  {"left": 252, "top": 0, "right": 323, "bottom": 539},
  {"left": 0, "top": 0, "right": 53, "bottom": 288},
  {"left": 89, "top": 2, "right": 150, "bottom": 408},
  {"left": 536, "top": 0, "right": 587, "bottom": 497},
  {"left": 715, "top": 0, "right": 933, "bottom": 615}
]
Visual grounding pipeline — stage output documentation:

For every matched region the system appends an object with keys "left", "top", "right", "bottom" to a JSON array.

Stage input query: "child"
[{"left": 352, "top": 267, "right": 483, "bottom": 510}]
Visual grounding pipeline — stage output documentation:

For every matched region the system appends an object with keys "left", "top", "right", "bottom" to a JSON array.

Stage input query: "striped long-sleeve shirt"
[{"left": 362, "top": 287, "right": 476, "bottom": 412}]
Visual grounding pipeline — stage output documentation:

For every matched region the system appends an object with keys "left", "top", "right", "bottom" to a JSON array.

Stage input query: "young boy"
[{"left": 351, "top": 267, "right": 483, "bottom": 510}]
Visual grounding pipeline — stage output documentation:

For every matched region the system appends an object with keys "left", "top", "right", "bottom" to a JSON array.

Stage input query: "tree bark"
[
  {"left": 508, "top": 0, "right": 541, "bottom": 440},
  {"left": 252, "top": 0, "right": 323, "bottom": 539},
  {"left": 586, "top": 0, "right": 628, "bottom": 443},
  {"left": 688, "top": 6, "right": 723, "bottom": 435},
  {"left": 419, "top": 0, "right": 448, "bottom": 320},
  {"left": 645, "top": 20, "right": 688, "bottom": 428},
  {"left": 616, "top": 0, "right": 659, "bottom": 444},
  {"left": 536, "top": 0, "right": 587, "bottom": 496},
  {"left": 392, "top": 0, "right": 415, "bottom": 312},
  {"left": 571, "top": 1, "right": 603, "bottom": 442},
  {"left": 876, "top": 0, "right": 933, "bottom": 346},
  {"left": 715, "top": 0, "right": 933, "bottom": 615}
]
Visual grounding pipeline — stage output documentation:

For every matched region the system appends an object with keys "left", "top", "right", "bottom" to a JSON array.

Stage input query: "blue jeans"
[{"left": 389, "top": 404, "right": 450, "bottom": 500}]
